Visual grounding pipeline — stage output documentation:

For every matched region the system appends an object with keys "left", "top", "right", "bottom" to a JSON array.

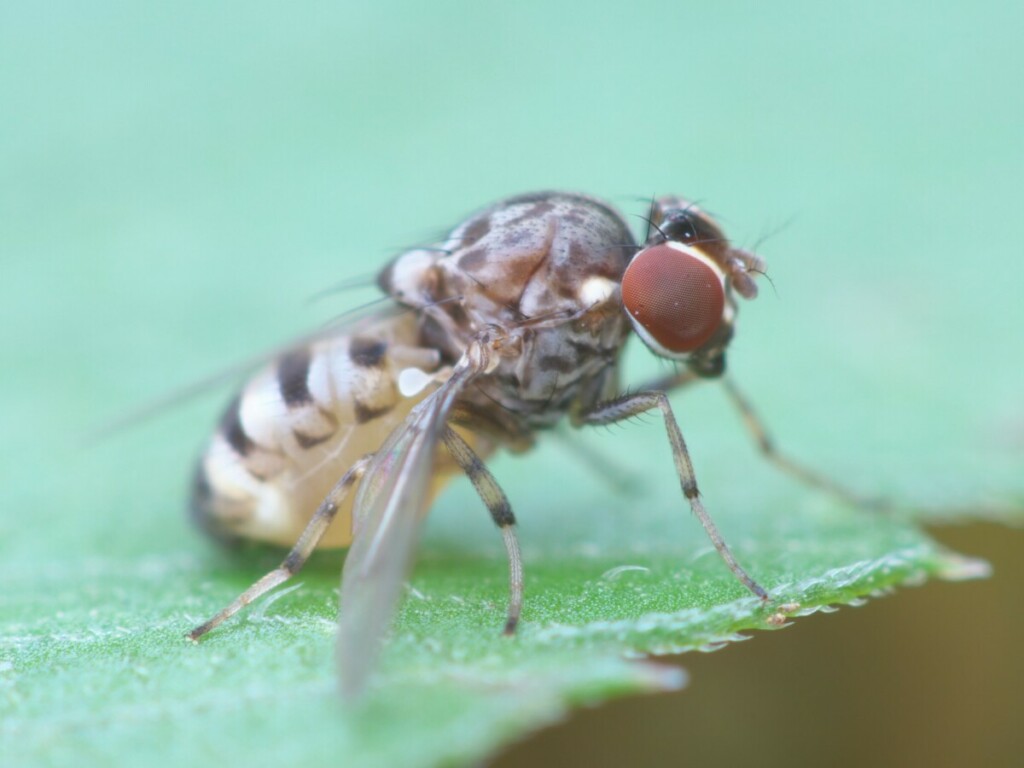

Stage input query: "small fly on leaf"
[{"left": 186, "top": 191, "right": 857, "bottom": 697}]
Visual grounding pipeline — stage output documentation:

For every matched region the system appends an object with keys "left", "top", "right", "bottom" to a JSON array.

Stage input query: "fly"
[{"left": 186, "top": 191, "right": 854, "bottom": 697}]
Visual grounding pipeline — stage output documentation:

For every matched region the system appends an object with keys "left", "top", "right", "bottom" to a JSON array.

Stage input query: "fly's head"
[{"left": 621, "top": 196, "right": 765, "bottom": 378}]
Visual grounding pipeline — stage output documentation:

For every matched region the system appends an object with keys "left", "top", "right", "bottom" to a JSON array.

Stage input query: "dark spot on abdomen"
[
  {"left": 293, "top": 428, "right": 333, "bottom": 448},
  {"left": 277, "top": 348, "right": 313, "bottom": 405},
  {"left": 354, "top": 399, "right": 394, "bottom": 423},
  {"left": 349, "top": 338, "right": 387, "bottom": 368},
  {"left": 220, "top": 395, "right": 254, "bottom": 456}
]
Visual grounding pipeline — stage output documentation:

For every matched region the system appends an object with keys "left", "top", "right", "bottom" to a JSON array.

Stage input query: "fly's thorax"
[
  {"left": 381, "top": 193, "right": 633, "bottom": 326},
  {"left": 377, "top": 192, "right": 640, "bottom": 420},
  {"left": 447, "top": 193, "right": 638, "bottom": 417},
  {"left": 500, "top": 319, "right": 627, "bottom": 420},
  {"left": 442, "top": 192, "right": 634, "bottom": 318}
]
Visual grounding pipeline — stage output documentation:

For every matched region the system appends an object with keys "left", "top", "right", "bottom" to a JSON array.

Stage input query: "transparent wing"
[
  {"left": 84, "top": 296, "right": 400, "bottom": 443},
  {"left": 337, "top": 355, "right": 480, "bottom": 698}
]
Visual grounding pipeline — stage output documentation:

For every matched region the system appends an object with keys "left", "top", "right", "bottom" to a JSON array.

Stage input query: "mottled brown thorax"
[{"left": 383, "top": 192, "right": 638, "bottom": 427}]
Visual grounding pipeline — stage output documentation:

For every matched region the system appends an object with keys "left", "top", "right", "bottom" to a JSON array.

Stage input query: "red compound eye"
[{"left": 622, "top": 244, "right": 725, "bottom": 354}]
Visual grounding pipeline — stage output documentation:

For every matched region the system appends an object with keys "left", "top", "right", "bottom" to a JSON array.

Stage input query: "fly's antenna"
[
  {"left": 749, "top": 265, "right": 778, "bottom": 297},
  {"left": 741, "top": 215, "right": 793, "bottom": 299}
]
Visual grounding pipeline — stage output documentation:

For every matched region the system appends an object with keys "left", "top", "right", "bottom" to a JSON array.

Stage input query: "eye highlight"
[{"left": 621, "top": 243, "right": 725, "bottom": 355}]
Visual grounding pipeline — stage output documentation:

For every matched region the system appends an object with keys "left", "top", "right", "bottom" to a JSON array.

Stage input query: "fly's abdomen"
[{"left": 191, "top": 316, "right": 442, "bottom": 548}]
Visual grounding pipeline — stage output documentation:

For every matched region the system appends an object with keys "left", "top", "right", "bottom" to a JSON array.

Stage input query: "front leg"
[{"left": 574, "top": 391, "right": 768, "bottom": 601}]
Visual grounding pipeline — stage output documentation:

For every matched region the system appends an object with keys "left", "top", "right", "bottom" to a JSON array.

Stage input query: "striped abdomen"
[{"left": 191, "top": 314, "right": 445, "bottom": 548}]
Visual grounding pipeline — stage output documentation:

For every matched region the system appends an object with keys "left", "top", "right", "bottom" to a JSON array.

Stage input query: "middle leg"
[{"left": 441, "top": 426, "right": 524, "bottom": 634}]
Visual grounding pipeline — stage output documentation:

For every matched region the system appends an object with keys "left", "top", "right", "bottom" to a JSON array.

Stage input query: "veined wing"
[
  {"left": 85, "top": 297, "right": 401, "bottom": 443},
  {"left": 337, "top": 353, "right": 480, "bottom": 698}
]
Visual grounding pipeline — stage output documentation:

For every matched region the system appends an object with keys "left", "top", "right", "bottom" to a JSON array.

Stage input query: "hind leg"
[{"left": 188, "top": 456, "right": 372, "bottom": 640}]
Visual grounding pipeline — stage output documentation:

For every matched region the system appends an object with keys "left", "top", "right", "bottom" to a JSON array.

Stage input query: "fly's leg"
[
  {"left": 720, "top": 378, "right": 1024, "bottom": 519},
  {"left": 639, "top": 368, "right": 885, "bottom": 511},
  {"left": 574, "top": 392, "right": 768, "bottom": 601},
  {"left": 720, "top": 377, "right": 886, "bottom": 511},
  {"left": 187, "top": 456, "right": 372, "bottom": 640},
  {"left": 441, "top": 427, "right": 524, "bottom": 634}
]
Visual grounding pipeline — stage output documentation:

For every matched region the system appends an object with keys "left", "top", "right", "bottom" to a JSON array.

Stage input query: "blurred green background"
[{"left": 2, "top": 1, "right": 1022, "bottom": 766}]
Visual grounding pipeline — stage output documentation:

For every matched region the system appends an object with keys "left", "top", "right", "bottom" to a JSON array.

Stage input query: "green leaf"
[{"left": 0, "top": 417, "right": 992, "bottom": 767}]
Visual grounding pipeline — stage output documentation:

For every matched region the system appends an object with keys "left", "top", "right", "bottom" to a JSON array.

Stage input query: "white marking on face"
[
  {"left": 629, "top": 318, "right": 675, "bottom": 359},
  {"left": 663, "top": 241, "right": 726, "bottom": 286}
]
